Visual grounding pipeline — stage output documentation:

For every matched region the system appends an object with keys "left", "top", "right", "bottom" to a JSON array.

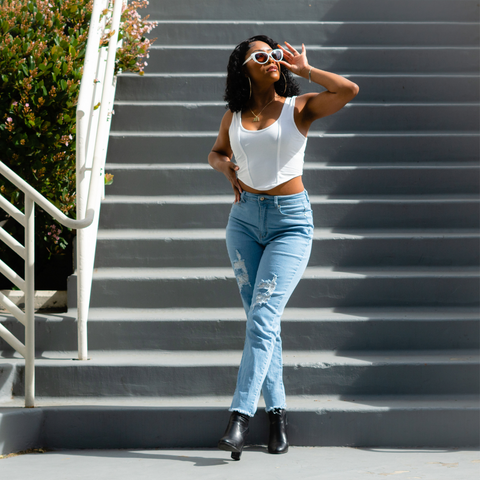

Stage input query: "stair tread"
[
  {"left": 101, "top": 194, "right": 480, "bottom": 203},
  {"left": 150, "top": 20, "right": 480, "bottom": 25},
  {"left": 2, "top": 394, "right": 478, "bottom": 410},
  {"left": 96, "top": 228, "right": 480, "bottom": 240},
  {"left": 105, "top": 162, "right": 480, "bottom": 169},
  {"left": 109, "top": 130, "right": 480, "bottom": 137},
  {"left": 91, "top": 266, "right": 480, "bottom": 279},
  {"left": 3, "top": 349, "right": 478, "bottom": 366},
  {"left": 149, "top": 45, "right": 480, "bottom": 50},
  {"left": 114, "top": 100, "right": 480, "bottom": 106},
  {"left": 120, "top": 72, "right": 480, "bottom": 77},
  {"left": 82, "top": 306, "right": 480, "bottom": 321}
]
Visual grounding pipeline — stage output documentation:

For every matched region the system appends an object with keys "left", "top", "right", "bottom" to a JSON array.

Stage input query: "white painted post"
[
  {"left": 76, "top": 0, "right": 109, "bottom": 360},
  {"left": 76, "top": 0, "right": 123, "bottom": 360},
  {"left": 24, "top": 195, "right": 35, "bottom": 407}
]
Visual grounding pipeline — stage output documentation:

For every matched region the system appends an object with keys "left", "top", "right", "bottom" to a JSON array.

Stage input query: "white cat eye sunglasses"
[{"left": 243, "top": 48, "right": 283, "bottom": 66}]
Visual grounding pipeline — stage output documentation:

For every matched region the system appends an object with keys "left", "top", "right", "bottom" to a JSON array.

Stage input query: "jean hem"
[
  {"left": 228, "top": 407, "right": 255, "bottom": 418},
  {"left": 265, "top": 405, "right": 287, "bottom": 413}
]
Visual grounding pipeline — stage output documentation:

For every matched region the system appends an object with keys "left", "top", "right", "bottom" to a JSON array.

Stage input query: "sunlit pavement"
[{"left": 1, "top": 446, "right": 479, "bottom": 480}]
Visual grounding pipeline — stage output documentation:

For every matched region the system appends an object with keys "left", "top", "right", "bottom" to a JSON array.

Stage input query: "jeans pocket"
[{"left": 278, "top": 203, "right": 310, "bottom": 217}]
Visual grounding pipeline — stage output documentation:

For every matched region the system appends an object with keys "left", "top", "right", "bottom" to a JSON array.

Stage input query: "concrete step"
[
  {"left": 3, "top": 307, "right": 477, "bottom": 353},
  {"left": 150, "top": 21, "right": 479, "bottom": 47},
  {"left": 99, "top": 195, "right": 480, "bottom": 230},
  {"left": 8, "top": 350, "right": 479, "bottom": 397},
  {"left": 145, "top": 46, "right": 479, "bottom": 74},
  {"left": 94, "top": 229, "right": 480, "bottom": 268},
  {"left": 2, "top": 394, "right": 478, "bottom": 450},
  {"left": 83, "top": 267, "right": 480, "bottom": 309},
  {"left": 145, "top": 0, "right": 478, "bottom": 22},
  {"left": 107, "top": 132, "right": 480, "bottom": 165},
  {"left": 105, "top": 163, "right": 480, "bottom": 196},
  {"left": 116, "top": 73, "right": 480, "bottom": 103},
  {"left": 111, "top": 102, "right": 479, "bottom": 133}
]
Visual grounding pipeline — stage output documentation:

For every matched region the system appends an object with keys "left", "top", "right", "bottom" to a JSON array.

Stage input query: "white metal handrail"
[{"left": 0, "top": 0, "right": 125, "bottom": 407}]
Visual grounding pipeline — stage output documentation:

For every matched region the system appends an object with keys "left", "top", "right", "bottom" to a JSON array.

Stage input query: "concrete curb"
[{"left": 0, "top": 291, "right": 67, "bottom": 312}]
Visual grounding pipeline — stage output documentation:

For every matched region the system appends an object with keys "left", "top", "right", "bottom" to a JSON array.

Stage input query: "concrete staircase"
[{"left": 1, "top": 0, "right": 479, "bottom": 452}]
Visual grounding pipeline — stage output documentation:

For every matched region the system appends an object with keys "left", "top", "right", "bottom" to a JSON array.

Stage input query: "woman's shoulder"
[
  {"left": 220, "top": 109, "right": 235, "bottom": 130},
  {"left": 291, "top": 93, "right": 317, "bottom": 109}
]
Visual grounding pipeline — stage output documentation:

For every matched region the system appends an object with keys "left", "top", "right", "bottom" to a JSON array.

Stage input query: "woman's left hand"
[{"left": 278, "top": 41, "right": 310, "bottom": 78}]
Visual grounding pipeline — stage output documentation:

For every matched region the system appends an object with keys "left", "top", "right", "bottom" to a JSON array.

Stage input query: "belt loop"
[{"left": 274, "top": 195, "right": 279, "bottom": 207}]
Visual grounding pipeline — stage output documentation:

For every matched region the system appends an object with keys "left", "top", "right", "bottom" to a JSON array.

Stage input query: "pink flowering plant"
[
  {"left": 102, "top": 0, "right": 157, "bottom": 76},
  {"left": 0, "top": 0, "right": 156, "bottom": 284}
]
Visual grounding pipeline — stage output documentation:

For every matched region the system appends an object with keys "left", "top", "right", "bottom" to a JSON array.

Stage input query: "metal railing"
[{"left": 0, "top": 0, "right": 125, "bottom": 407}]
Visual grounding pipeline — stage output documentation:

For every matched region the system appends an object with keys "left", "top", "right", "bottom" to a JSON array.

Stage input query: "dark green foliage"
[{"left": 0, "top": 0, "right": 156, "bottom": 288}]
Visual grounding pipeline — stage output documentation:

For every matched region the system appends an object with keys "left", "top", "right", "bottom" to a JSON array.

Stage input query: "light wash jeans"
[{"left": 225, "top": 190, "right": 314, "bottom": 417}]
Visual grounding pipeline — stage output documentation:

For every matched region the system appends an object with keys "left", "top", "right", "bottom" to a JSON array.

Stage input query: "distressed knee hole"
[
  {"left": 253, "top": 274, "right": 278, "bottom": 307},
  {"left": 233, "top": 250, "right": 251, "bottom": 290}
]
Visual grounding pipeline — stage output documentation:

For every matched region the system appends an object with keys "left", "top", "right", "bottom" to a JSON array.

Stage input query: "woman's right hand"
[{"left": 220, "top": 161, "right": 243, "bottom": 203}]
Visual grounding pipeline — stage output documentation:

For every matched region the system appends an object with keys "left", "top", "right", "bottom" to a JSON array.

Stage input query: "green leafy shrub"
[{"left": 0, "top": 0, "right": 156, "bottom": 289}]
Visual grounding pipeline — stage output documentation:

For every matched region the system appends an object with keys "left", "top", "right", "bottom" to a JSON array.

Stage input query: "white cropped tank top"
[{"left": 229, "top": 96, "right": 307, "bottom": 190}]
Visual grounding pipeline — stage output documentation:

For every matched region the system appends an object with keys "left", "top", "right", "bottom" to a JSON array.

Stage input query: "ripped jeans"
[{"left": 225, "top": 190, "right": 314, "bottom": 417}]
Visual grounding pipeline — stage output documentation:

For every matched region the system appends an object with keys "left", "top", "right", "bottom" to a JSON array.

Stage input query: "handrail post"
[
  {"left": 24, "top": 195, "right": 35, "bottom": 407},
  {"left": 76, "top": 0, "right": 124, "bottom": 361},
  {"left": 76, "top": 0, "right": 109, "bottom": 360}
]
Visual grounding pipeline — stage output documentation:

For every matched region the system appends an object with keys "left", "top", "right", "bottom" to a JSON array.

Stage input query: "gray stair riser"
[
  {"left": 145, "top": 47, "right": 479, "bottom": 74},
  {"left": 106, "top": 166, "right": 480, "bottom": 196},
  {"left": 150, "top": 23, "right": 479, "bottom": 47},
  {"left": 3, "top": 407, "right": 478, "bottom": 453},
  {"left": 81, "top": 318, "right": 480, "bottom": 351},
  {"left": 88, "top": 275, "right": 480, "bottom": 309},
  {"left": 2, "top": 315, "right": 478, "bottom": 352},
  {"left": 94, "top": 236, "right": 480, "bottom": 268},
  {"left": 99, "top": 201, "right": 480, "bottom": 229},
  {"left": 116, "top": 75, "right": 480, "bottom": 103},
  {"left": 12, "top": 362, "right": 479, "bottom": 396},
  {"left": 145, "top": 0, "right": 479, "bottom": 22},
  {"left": 107, "top": 135, "right": 480, "bottom": 164},
  {"left": 111, "top": 103, "right": 479, "bottom": 133}
]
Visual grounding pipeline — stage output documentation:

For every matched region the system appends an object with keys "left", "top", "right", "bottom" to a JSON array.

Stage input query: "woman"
[{"left": 208, "top": 35, "right": 359, "bottom": 460}]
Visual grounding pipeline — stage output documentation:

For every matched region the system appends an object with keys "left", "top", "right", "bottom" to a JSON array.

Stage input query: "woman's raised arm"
[{"left": 278, "top": 42, "right": 359, "bottom": 128}]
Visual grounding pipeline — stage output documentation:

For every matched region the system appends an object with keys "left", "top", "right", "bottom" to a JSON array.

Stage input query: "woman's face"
[{"left": 243, "top": 41, "right": 281, "bottom": 83}]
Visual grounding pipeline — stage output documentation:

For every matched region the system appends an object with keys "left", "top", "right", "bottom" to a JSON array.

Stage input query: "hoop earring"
[
  {"left": 276, "top": 72, "right": 287, "bottom": 95},
  {"left": 247, "top": 77, "right": 252, "bottom": 100}
]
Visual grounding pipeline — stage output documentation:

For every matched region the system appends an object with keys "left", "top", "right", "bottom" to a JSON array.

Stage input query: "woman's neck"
[{"left": 248, "top": 85, "right": 278, "bottom": 110}]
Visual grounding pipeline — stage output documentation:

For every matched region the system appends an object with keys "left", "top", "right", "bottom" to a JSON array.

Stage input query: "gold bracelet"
[{"left": 308, "top": 67, "right": 313, "bottom": 83}]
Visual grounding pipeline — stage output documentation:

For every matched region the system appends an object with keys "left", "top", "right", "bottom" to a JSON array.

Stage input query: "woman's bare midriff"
[{"left": 238, "top": 176, "right": 304, "bottom": 196}]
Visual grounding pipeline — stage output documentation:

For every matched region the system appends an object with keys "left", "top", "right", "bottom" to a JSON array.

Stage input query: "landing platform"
[{"left": 1, "top": 446, "right": 479, "bottom": 480}]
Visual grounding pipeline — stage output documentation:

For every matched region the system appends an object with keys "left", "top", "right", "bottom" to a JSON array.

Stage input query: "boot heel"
[{"left": 218, "top": 411, "right": 250, "bottom": 460}]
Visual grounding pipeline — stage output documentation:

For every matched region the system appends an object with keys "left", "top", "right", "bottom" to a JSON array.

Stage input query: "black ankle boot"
[
  {"left": 268, "top": 409, "right": 289, "bottom": 454},
  {"left": 218, "top": 411, "right": 250, "bottom": 460}
]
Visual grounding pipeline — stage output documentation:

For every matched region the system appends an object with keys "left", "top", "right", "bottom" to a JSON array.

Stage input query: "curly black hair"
[{"left": 224, "top": 35, "right": 301, "bottom": 113}]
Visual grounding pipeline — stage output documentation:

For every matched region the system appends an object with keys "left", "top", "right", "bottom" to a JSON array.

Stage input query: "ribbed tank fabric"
[{"left": 229, "top": 96, "right": 307, "bottom": 190}]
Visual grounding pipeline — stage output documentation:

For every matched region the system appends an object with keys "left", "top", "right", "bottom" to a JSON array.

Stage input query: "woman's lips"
[{"left": 267, "top": 66, "right": 278, "bottom": 72}]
